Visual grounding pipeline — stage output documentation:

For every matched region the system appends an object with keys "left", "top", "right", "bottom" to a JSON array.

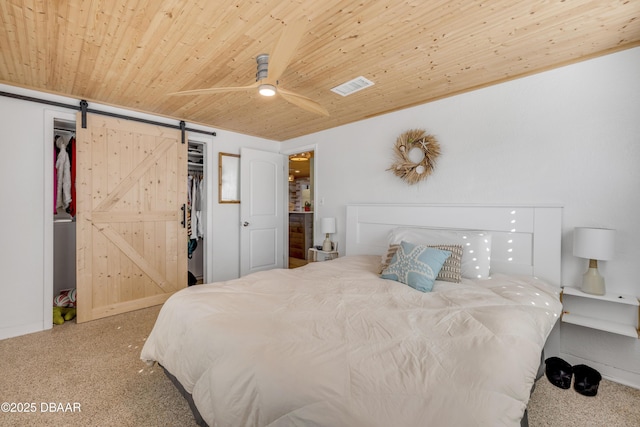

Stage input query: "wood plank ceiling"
[{"left": 1, "top": 0, "right": 639, "bottom": 141}]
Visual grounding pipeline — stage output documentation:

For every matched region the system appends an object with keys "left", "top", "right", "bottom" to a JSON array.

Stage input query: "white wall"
[
  {"left": 0, "top": 84, "right": 278, "bottom": 340},
  {"left": 0, "top": 90, "right": 52, "bottom": 339},
  {"left": 282, "top": 48, "right": 640, "bottom": 387}
]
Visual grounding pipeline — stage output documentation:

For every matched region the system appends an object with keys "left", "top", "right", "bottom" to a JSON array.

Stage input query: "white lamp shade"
[
  {"left": 321, "top": 217, "right": 336, "bottom": 235},
  {"left": 573, "top": 227, "right": 615, "bottom": 260}
]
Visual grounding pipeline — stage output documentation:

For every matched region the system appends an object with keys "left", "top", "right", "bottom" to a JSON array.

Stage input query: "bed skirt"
[{"left": 162, "top": 365, "right": 208, "bottom": 427}]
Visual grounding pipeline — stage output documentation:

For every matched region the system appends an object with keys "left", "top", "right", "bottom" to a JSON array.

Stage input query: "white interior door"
[{"left": 240, "top": 148, "right": 285, "bottom": 276}]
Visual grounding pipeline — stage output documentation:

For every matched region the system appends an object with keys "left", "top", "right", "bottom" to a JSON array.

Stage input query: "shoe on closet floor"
[
  {"left": 573, "top": 364, "right": 602, "bottom": 396},
  {"left": 544, "top": 357, "right": 573, "bottom": 389}
]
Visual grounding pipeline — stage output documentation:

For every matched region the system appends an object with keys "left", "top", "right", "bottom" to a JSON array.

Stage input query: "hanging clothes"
[
  {"left": 187, "top": 175, "right": 193, "bottom": 235},
  {"left": 187, "top": 173, "right": 204, "bottom": 241},
  {"left": 191, "top": 174, "right": 202, "bottom": 240},
  {"left": 190, "top": 175, "right": 197, "bottom": 240},
  {"left": 66, "top": 136, "right": 76, "bottom": 217},
  {"left": 196, "top": 175, "right": 204, "bottom": 239},
  {"left": 187, "top": 174, "right": 195, "bottom": 259},
  {"left": 55, "top": 135, "right": 72, "bottom": 212},
  {"left": 187, "top": 173, "right": 204, "bottom": 258},
  {"left": 54, "top": 142, "right": 58, "bottom": 214}
]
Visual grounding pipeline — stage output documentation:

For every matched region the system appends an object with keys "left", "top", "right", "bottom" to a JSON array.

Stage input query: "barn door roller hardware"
[{"left": 0, "top": 90, "right": 215, "bottom": 138}]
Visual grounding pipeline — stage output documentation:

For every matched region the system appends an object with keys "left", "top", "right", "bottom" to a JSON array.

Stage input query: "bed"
[{"left": 141, "top": 204, "right": 563, "bottom": 427}]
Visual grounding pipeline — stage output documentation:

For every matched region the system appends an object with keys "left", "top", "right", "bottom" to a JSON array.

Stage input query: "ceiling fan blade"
[
  {"left": 278, "top": 88, "right": 329, "bottom": 116},
  {"left": 266, "top": 18, "right": 308, "bottom": 83},
  {"left": 169, "top": 82, "right": 259, "bottom": 96}
]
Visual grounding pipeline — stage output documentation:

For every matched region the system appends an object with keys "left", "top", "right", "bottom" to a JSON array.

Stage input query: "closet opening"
[
  {"left": 188, "top": 140, "right": 206, "bottom": 285},
  {"left": 288, "top": 150, "right": 314, "bottom": 269},
  {"left": 52, "top": 118, "right": 77, "bottom": 322}
]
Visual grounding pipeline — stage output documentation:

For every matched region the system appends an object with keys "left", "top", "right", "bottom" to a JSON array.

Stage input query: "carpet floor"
[
  {"left": 1, "top": 305, "right": 638, "bottom": 427},
  {"left": 528, "top": 372, "right": 640, "bottom": 426}
]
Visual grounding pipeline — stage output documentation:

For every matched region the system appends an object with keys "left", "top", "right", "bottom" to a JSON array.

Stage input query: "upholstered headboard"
[{"left": 345, "top": 204, "right": 562, "bottom": 286}]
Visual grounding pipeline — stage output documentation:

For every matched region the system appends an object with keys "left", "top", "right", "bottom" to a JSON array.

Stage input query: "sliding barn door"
[{"left": 75, "top": 113, "right": 187, "bottom": 323}]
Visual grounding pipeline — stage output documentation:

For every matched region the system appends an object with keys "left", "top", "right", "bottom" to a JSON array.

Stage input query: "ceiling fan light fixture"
[
  {"left": 259, "top": 84, "right": 276, "bottom": 97},
  {"left": 290, "top": 152, "right": 310, "bottom": 161}
]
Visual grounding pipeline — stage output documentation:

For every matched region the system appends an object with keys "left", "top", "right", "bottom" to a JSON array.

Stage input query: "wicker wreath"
[{"left": 388, "top": 129, "right": 440, "bottom": 184}]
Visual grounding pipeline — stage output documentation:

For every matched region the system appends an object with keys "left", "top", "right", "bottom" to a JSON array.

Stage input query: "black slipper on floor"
[
  {"left": 545, "top": 357, "right": 573, "bottom": 389},
  {"left": 573, "top": 364, "right": 602, "bottom": 396}
]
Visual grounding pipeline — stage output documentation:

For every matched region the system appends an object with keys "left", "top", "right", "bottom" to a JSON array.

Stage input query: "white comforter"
[{"left": 141, "top": 255, "right": 562, "bottom": 427}]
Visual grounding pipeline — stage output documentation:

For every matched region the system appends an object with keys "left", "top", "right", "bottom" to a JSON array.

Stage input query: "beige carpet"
[
  {"left": 0, "top": 306, "right": 195, "bottom": 427},
  {"left": 1, "top": 305, "right": 639, "bottom": 427},
  {"left": 528, "top": 374, "right": 640, "bottom": 427}
]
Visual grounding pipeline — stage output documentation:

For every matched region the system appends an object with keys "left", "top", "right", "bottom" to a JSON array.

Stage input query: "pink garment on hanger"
[
  {"left": 54, "top": 141, "right": 58, "bottom": 214},
  {"left": 67, "top": 137, "right": 76, "bottom": 217}
]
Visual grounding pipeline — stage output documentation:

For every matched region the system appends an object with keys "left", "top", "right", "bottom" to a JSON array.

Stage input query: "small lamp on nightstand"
[
  {"left": 573, "top": 227, "right": 616, "bottom": 295},
  {"left": 321, "top": 217, "right": 336, "bottom": 252}
]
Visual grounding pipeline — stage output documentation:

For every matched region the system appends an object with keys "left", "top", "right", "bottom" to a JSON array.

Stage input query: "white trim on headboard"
[{"left": 345, "top": 204, "right": 562, "bottom": 286}]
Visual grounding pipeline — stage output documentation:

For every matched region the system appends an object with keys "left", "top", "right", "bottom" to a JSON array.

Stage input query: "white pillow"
[{"left": 386, "top": 227, "right": 492, "bottom": 279}]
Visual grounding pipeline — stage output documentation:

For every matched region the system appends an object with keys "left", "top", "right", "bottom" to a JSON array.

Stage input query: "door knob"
[{"left": 243, "top": 221, "right": 250, "bottom": 227}]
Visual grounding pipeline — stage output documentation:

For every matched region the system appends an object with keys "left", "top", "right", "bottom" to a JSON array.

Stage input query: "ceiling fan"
[{"left": 169, "top": 19, "right": 329, "bottom": 116}]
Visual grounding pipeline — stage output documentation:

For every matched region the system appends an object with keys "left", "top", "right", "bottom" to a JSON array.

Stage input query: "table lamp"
[
  {"left": 321, "top": 217, "right": 336, "bottom": 251},
  {"left": 572, "top": 227, "right": 615, "bottom": 295}
]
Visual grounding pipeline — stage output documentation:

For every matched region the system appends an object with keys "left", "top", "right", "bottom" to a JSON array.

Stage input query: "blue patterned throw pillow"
[{"left": 381, "top": 241, "right": 451, "bottom": 292}]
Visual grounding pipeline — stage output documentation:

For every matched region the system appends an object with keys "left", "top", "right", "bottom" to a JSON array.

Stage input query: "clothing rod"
[{"left": 0, "top": 90, "right": 216, "bottom": 137}]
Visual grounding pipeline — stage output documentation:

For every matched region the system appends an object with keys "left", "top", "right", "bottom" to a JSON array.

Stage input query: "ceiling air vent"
[{"left": 330, "top": 76, "right": 374, "bottom": 96}]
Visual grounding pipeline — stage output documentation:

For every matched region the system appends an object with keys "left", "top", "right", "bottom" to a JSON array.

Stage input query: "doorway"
[
  {"left": 287, "top": 150, "right": 314, "bottom": 268},
  {"left": 51, "top": 117, "right": 77, "bottom": 326}
]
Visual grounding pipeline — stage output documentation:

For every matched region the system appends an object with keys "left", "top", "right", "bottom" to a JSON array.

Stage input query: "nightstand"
[
  {"left": 308, "top": 248, "right": 338, "bottom": 262},
  {"left": 561, "top": 285, "right": 639, "bottom": 338}
]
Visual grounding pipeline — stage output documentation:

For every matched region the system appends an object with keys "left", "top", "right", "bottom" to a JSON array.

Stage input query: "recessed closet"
[
  {"left": 53, "top": 119, "right": 77, "bottom": 300},
  {"left": 187, "top": 141, "right": 206, "bottom": 285}
]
